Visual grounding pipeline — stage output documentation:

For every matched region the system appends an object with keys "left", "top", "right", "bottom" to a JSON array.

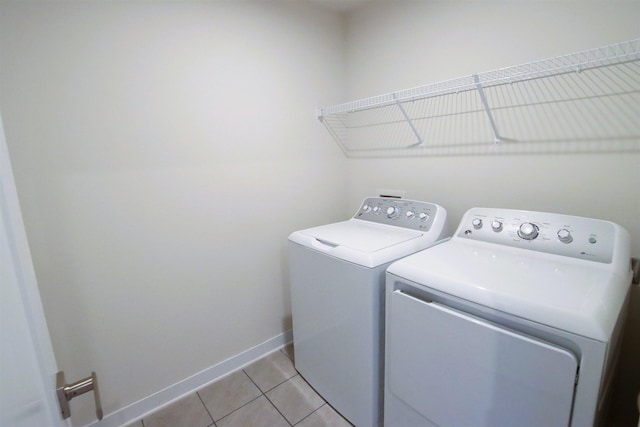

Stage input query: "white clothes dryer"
[
  {"left": 289, "top": 197, "right": 448, "bottom": 427},
  {"left": 385, "top": 207, "right": 632, "bottom": 427}
]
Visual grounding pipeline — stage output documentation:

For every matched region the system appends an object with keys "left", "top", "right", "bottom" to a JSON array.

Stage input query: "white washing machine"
[
  {"left": 289, "top": 197, "right": 448, "bottom": 427},
  {"left": 385, "top": 208, "right": 632, "bottom": 427}
]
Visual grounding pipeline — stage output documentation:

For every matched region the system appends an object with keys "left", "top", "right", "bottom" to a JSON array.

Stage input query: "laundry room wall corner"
[{"left": 0, "top": 1, "right": 347, "bottom": 425}]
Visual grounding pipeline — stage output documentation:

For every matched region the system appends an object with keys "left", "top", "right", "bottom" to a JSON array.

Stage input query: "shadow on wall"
[{"left": 606, "top": 258, "right": 640, "bottom": 427}]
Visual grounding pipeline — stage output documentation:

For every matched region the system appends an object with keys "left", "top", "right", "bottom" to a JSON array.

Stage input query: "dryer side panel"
[{"left": 386, "top": 289, "right": 578, "bottom": 427}]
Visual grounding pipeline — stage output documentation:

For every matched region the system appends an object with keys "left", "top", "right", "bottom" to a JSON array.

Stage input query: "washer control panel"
[
  {"left": 355, "top": 197, "right": 440, "bottom": 232},
  {"left": 457, "top": 208, "right": 617, "bottom": 263}
]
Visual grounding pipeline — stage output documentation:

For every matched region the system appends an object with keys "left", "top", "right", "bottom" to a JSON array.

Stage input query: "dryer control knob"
[
  {"left": 372, "top": 206, "right": 381, "bottom": 214},
  {"left": 362, "top": 204, "right": 371, "bottom": 213},
  {"left": 386, "top": 206, "right": 399, "bottom": 218},
  {"left": 406, "top": 211, "right": 415, "bottom": 219},
  {"left": 518, "top": 222, "right": 539, "bottom": 240},
  {"left": 419, "top": 212, "right": 429, "bottom": 221},
  {"left": 472, "top": 218, "right": 483, "bottom": 229},
  {"left": 491, "top": 220, "right": 503, "bottom": 232},
  {"left": 557, "top": 229, "right": 573, "bottom": 243}
]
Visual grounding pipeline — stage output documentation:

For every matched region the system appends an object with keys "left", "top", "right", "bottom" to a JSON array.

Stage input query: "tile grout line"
[
  {"left": 243, "top": 356, "right": 310, "bottom": 427},
  {"left": 262, "top": 388, "right": 294, "bottom": 427},
  {"left": 280, "top": 355, "right": 355, "bottom": 427},
  {"left": 276, "top": 346, "right": 339, "bottom": 427},
  {"left": 197, "top": 369, "right": 263, "bottom": 427},
  {"left": 291, "top": 402, "right": 330, "bottom": 426},
  {"left": 241, "top": 367, "right": 295, "bottom": 426},
  {"left": 210, "top": 364, "right": 296, "bottom": 427},
  {"left": 211, "top": 394, "right": 264, "bottom": 425},
  {"left": 195, "top": 390, "right": 216, "bottom": 427},
  {"left": 276, "top": 346, "right": 298, "bottom": 425}
]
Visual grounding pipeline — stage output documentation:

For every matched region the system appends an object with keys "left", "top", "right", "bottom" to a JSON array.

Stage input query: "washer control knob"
[
  {"left": 362, "top": 204, "right": 371, "bottom": 213},
  {"left": 386, "top": 206, "right": 399, "bottom": 218},
  {"left": 419, "top": 212, "right": 429, "bottom": 221},
  {"left": 557, "top": 229, "right": 573, "bottom": 243},
  {"left": 406, "top": 211, "right": 415, "bottom": 219},
  {"left": 518, "top": 222, "right": 539, "bottom": 240},
  {"left": 472, "top": 218, "right": 483, "bottom": 229},
  {"left": 491, "top": 220, "right": 503, "bottom": 232},
  {"left": 372, "top": 206, "right": 381, "bottom": 214}
]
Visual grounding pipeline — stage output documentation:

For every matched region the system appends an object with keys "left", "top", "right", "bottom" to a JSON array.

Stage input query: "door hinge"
[{"left": 56, "top": 371, "right": 103, "bottom": 421}]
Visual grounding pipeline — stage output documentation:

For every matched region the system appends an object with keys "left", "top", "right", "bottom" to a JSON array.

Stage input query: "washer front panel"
[{"left": 290, "top": 244, "right": 385, "bottom": 427}]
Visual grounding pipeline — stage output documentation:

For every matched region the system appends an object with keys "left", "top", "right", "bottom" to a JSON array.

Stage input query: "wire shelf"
[{"left": 318, "top": 39, "right": 640, "bottom": 157}]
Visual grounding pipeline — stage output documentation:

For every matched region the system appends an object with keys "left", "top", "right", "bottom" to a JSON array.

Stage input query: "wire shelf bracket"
[
  {"left": 393, "top": 93, "right": 424, "bottom": 147},
  {"left": 473, "top": 73, "right": 502, "bottom": 144}
]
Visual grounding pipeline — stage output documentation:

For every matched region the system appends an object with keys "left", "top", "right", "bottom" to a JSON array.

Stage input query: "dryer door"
[{"left": 386, "top": 290, "right": 578, "bottom": 427}]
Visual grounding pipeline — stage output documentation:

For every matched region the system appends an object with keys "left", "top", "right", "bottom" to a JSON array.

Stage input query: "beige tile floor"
[{"left": 126, "top": 344, "right": 353, "bottom": 427}]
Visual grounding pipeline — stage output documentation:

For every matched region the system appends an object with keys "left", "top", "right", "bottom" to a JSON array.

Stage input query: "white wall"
[
  {"left": 2, "top": 0, "right": 639, "bottom": 425},
  {"left": 0, "top": 1, "right": 347, "bottom": 424},
  {"left": 344, "top": 0, "right": 640, "bottom": 257}
]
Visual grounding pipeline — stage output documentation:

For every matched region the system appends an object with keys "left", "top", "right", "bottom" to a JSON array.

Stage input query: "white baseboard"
[{"left": 85, "top": 329, "right": 293, "bottom": 427}]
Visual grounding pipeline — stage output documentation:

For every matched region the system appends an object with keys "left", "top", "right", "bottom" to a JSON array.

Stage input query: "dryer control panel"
[
  {"left": 457, "top": 208, "right": 622, "bottom": 263},
  {"left": 355, "top": 197, "right": 442, "bottom": 232}
]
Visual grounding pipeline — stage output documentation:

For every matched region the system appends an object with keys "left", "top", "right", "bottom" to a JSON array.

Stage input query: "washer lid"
[
  {"left": 387, "top": 239, "right": 631, "bottom": 341},
  {"left": 303, "top": 220, "right": 422, "bottom": 252},
  {"left": 289, "top": 219, "right": 429, "bottom": 268}
]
